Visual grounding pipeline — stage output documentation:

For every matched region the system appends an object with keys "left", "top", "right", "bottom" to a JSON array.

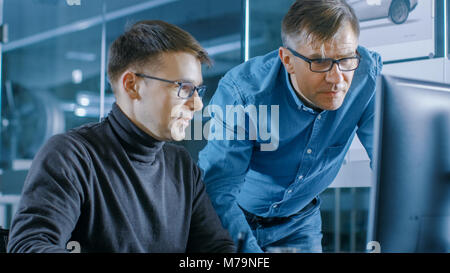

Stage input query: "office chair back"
[{"left": 0, "top": 228, "right": 9, "bottom": 253}]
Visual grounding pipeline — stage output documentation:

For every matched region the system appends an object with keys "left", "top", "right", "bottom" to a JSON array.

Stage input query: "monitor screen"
[{"left": 368, "top": 75, "right": 450, "bottom": 253}]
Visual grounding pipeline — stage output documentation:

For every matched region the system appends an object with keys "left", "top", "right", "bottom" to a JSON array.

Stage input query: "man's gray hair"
[{"left": 281, "top": 0, "right": 360, "bottom": 52}]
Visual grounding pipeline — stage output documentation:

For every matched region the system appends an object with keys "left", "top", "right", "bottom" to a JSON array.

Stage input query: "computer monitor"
[{"left": 368, "top": 75, "right": 450, "bottom": 253}]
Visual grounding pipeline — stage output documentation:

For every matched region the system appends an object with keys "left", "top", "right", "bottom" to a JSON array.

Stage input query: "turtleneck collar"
[{"left": 107, "top": 103, "right": 164, "bottom": 164}]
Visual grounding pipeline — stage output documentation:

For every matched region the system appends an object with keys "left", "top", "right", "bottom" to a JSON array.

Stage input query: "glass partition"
[
  {"left": 0, "top": 0, "right": 243, "bottom": 228},
  {"left": 0, "top": 0, "right": 243, "bottom": 171},
  {"left": 1, "top": 0, "right": 104, "bottom": 171},
  {"left": 248, "top": 0, "right": 291, "bottom": 58}
]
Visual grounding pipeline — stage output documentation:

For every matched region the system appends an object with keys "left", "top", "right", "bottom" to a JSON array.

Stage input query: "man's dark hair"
[
  {"left": 281, "top": 0, "right": 360, "bottom": 48},
  {"left": 107, "top": 20, "right": 211, "bottom": 89}
]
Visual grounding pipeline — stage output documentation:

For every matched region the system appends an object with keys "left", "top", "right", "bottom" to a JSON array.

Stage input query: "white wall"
[{"left": 382, "top": 57, "right": 449, "bottom": 84}]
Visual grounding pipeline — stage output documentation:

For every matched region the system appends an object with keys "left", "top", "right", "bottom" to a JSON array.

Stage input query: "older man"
[
  {"left": 198, "top": 0, "right": 382, "bottom": 253},
  {"left": 8, "top": 20, "right": 235, "bottom": 253}
]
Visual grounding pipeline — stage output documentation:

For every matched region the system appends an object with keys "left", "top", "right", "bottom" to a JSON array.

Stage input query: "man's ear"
[
  {"left": 122, "top": 72, "right": 141, "bottom": 100},
  {"left": 279, "top": 47, "right": 295, "bottom": 74}
]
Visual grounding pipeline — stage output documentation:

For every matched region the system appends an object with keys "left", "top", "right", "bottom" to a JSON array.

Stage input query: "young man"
[
  {"left": 198, "top": 0, "right": 382, "bottom": 252},
  {"left": 8, "top": 20, "right": 236, "bottom": 253}
]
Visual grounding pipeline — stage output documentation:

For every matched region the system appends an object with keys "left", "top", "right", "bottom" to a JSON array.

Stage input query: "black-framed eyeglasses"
[
  {"left": 135, "top": 73, "right": 207, "bottom": 99},
  {"left": 287, "top": 47, "right": 361, "bottom": 73}
]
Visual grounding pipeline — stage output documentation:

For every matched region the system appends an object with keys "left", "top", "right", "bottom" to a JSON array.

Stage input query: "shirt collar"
[{"left": 283, "top": 65, "right": 322, "bottom": 115}]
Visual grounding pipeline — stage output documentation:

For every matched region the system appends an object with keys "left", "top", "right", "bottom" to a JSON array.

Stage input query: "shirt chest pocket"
[{"left": 319, "top": 144, "right": 347, "bottom": 172}]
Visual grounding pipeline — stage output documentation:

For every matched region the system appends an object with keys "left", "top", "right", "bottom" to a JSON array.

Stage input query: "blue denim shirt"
[{"left": 198, "top": 46, "right": 382, "bottom": 252}]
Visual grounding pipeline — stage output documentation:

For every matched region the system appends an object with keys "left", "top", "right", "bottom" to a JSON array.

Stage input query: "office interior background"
[{"left": 0, "top": 0, "right": 448, "bottom": 253}]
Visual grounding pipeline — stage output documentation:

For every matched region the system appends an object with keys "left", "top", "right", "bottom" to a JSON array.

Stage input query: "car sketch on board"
[{"left": 348, "top": 0, "right": 418, "bottom": 24}]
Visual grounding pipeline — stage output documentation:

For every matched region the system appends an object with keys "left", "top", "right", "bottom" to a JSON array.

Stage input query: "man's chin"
[
  {"left": 318, "top": 95, "right": 346, "bottom": 111},
  {"left": 171, "top": 133, "right": 186, "bottom": 141},
  {"left": 322, "top": 103, "right": 343, "bottom": 111},
  {"left": 170, "top": 124, "right": 188, "bottom": 141}
]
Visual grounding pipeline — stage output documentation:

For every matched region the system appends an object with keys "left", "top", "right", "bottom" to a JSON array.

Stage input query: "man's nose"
[
  {"left": 325, "top": 63, "right": 344, "bottom": 84},
  {"left": 185, "top": 91, "right": 203, "bottom": 112}
]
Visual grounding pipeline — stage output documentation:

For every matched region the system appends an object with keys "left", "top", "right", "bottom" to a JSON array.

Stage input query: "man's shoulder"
[
  {"left": 225, "top": 49, "right": 280, "bottom": 80},
  {"left": 218, "top": 49, "right": 283, "bottom": 103},
  {"left": 69, "top": 119, "right": 108, "bottom": 138},
  {"left": 356, "top": 45, "right": 383, "bottom": 77},
  {"left": 39, "top": 121, "right": 108, "bottom": 158}
]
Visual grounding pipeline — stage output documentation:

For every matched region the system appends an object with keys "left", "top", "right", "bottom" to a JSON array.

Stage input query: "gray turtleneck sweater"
[{"left": 7, "top": 103, "right": 236, "bottom": 253}]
